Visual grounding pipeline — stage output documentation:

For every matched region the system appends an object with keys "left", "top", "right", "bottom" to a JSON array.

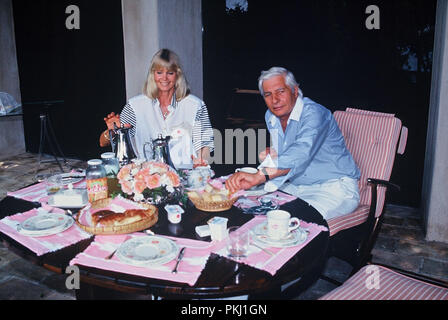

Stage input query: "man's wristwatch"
[{"left": 261, "top": 167, "right": 270, "bottom": 182}]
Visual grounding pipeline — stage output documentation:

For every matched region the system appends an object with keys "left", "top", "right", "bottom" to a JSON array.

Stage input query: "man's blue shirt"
[{"left": 265, "top": 97, "right": 360, "bottom": 189}]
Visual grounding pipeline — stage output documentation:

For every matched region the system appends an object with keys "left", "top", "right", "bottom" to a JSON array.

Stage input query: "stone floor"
[{"left": 0, "top": 153, "right": 447, "bottom": 300}]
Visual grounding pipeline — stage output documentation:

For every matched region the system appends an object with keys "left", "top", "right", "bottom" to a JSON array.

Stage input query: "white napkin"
[{"left": 257, "top": 154, "right": 279, "bottom": 193}]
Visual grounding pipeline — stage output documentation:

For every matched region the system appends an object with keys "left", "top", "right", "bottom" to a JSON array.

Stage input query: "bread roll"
[{"left": 92, "top": 208, "right": 154, "bottom": 227}]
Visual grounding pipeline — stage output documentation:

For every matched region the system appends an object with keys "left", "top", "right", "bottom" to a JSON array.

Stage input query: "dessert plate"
[
  {"left": 116, "top": 236, "right": 178, "bottom": 266},
  {"left": 252, "top": 222, "right": 308, "bottom": 248},
  {"left": 17, "top": 213, "right": 74, "bottom": 237}
]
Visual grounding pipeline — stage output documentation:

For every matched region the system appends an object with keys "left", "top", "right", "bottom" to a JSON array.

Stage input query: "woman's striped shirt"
[{"left": 120, "top": 96, "right": 214, "bottom": 153}]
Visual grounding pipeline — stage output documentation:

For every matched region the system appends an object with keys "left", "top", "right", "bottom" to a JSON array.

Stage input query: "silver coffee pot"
[
  {"left": 111, "top": 123, "right": 137, "bottom": 167},
  {"left": 144, "top": 134, "right": 176, "bottom": 168}
]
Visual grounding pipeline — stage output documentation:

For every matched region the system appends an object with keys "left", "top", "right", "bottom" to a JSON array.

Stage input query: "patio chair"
[
  {"left": 319, "top": 263, "right": 448, "bottom": 300},
  {"left": 324, "top": 108, "right": 408, "bottom": 278}
]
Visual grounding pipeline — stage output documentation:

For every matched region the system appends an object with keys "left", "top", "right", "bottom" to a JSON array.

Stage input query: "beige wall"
[
  {"left": 121, "top": 0, "right": 159, "bottom": 100},
  {"left": 121, "top": 0, "right": 203, "bottom": 100},
  {"left": 422, "top": 0, "right": 448, "bottom": 243}
]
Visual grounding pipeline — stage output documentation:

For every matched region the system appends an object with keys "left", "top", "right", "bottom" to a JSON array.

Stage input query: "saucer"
[
  {"left": 252, "top": 222, "right": 307, "bottom": 248},
  {"left": 18, "top": 213, "right": 74, "bottom": 237}
]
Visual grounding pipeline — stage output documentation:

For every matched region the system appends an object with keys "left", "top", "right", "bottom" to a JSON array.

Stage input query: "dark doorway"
[
  {"left": 202, "top": 0, "right": 437, "bottom": 208},
  {"left": 13, "top": 0, "right": 126, "bottom": 161}
]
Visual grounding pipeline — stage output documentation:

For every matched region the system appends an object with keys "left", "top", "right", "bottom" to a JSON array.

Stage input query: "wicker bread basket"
[
  {"left": 188, "top": 196, "right": 238, "bottom": 212},
  {"left": 75, "top": 198, "right": 158, "bottom": 235}
]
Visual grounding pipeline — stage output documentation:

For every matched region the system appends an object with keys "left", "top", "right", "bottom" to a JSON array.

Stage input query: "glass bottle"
[
  {"left": 101, "top": 152, "right": 120, "bottom": 196},
  {"left": 86, "top": 159, "right": 108, "bottom": 202}
]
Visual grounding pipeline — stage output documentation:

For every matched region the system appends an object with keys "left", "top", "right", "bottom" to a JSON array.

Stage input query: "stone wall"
[{"left": 422, "top": 0, "right": 448, "bottom": 243}]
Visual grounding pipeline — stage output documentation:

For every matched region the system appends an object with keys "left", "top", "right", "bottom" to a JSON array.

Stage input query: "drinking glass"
[{"left": 227, "top": 226, "right": 250, "bottom": 259}]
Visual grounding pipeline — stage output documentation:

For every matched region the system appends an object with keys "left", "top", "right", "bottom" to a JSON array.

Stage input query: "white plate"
[
  {"left": 18, "top": 213, "right": 74, "bottom": 237},
  {"left": 252, "top": 222, "right": 308, "bottom": 248},
  {"left": 116, "top": 236, "right": 178, "bottom": 266},
  {"left": 55, "top": 173, "right": 85, "bottom": 185},
  {"left": 47, "top": 196, "right": 89, "bottom": 209}
]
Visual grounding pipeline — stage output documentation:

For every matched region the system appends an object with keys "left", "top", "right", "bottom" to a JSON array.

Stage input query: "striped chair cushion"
[
  {"left": 346, "top": 107, "right": 395, "bottom": 117},
  {"left": 346, "top": 108, "right": 408, "bottom": 155},
  {"left": 320, "top": 265, "right": 448, "bottom": 300},
  {"left": 327, "top": 205, "right": 370, "bottom": 237},
  {"left": 333, "top": 111, "right": 402, "bottom": 217}
]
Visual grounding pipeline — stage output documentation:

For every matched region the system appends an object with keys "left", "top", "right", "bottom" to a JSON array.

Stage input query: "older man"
[{"left": 226, "top": 67, "right": 360, "bottom": 220}]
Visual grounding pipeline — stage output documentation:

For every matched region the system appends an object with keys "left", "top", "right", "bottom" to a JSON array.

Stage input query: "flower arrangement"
[{"left": 116, "top": 161, "right": 183, "bottom": 205}]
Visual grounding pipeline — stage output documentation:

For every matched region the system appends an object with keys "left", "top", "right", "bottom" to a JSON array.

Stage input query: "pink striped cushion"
[
  {"left": 334, "top": 111, "right": 402, "bottom": 218},
  {"left": 319, "top": 265, "right": 448, "bottom": 300},
  {"left": 327, "top": 205, "right": 370, "bottom": 236},
  {"left": 345, "top": 108, "right": 395, "bottom": 117}
]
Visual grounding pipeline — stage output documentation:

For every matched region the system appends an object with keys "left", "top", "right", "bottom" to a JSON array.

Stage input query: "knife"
[{"left": 171, "top": 247, "right": 186, "bottom": 274}]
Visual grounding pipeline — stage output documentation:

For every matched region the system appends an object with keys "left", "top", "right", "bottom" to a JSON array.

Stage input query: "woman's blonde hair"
[{"left": 143, "top": 49, "right": 190, "bottom": 101}]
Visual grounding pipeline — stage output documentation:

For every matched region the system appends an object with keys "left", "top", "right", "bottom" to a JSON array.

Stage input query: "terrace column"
[
  {"left": 422, "top": 0, "right": 448, "bottom": 243},
  {"left": 121, "top": 0, "right": 203, "bottom": 100}
]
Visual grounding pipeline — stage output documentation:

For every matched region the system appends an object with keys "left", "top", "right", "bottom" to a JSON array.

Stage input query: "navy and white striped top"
[{"left": 120, "top": 96, "right": 214, "bottom": 153}]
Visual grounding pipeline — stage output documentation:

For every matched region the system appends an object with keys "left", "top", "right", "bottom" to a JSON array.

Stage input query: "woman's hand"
[
  {"left": 104, "top": 112, "right": 121, "bottom": 130},
  {"left": 192, "top": 147, "right": 211, "bottom": 168},
  {"left": 192, "top": 156, "right": 208, "bottom": 168}
]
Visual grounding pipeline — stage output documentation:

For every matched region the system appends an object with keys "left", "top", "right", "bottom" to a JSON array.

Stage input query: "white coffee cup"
[
  {"left": 235, "top": 167, "right": 258, "bottom": 174},
  {"left": 266, "top": 210, "right": 300, "bottom": 240}
]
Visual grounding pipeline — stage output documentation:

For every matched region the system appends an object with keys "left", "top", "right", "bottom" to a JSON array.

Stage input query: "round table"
[{"left": 0, "top": 193, "right": 329, "bottom": 300}]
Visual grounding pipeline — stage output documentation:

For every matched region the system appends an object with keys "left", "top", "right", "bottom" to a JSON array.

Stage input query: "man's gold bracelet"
[{"left": 103, "top": 130, "right": 110, "bottom": 141}]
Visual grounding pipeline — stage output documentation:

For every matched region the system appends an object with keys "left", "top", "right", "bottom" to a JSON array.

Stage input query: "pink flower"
[
  {"left": 135, "top": 168, "right": 150, "bottom": 182},
  {"left": 145, "top": 174, "right": 161, "bottom": 189},
  {"left": 120, "top": 180, "right": 133, "bottom": 195},
  {"left": 166, "top": 171, "right": 180, "bottom": 187},
  {"left": 117, "top": 165, "right": 131, "bottom": 181},
  {"left": 151, "top": 162, "right": 169, "bottom": 174},
  {"left": 134, "top": 179, "right": 147, "bottom": 194}
]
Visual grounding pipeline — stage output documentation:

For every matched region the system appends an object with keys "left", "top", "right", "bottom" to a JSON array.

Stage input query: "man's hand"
[{"left": 225, "top": 171, "right": 265, "bottom": 194}]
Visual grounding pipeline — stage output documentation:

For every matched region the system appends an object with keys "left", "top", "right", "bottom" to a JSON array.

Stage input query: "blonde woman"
[{"left": 100, "top": 49, "right": 214, "bottom": 169}]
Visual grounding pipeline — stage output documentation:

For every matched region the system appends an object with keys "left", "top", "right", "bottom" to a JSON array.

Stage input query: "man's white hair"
[{"left": 258, "top": 67, "right": 303, "bottom": 98}]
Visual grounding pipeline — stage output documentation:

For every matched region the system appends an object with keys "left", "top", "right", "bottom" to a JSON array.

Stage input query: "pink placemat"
[
  {"left": 7, "top": 179, "right": 86, "bottom": 204},
  {"left": 211, "top": 216, "right": 328, "bottom": 276},
  {"left": 0, "top": 204, "right": 93, "bottom": 256},
  {"left": 69, "top": 233, "right": 214, "bottom": 286}
]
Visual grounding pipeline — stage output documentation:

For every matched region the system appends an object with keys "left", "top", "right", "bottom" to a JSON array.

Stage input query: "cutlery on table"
[
  {"left": 105, "top": 236, "right": 130, "bottom": 260},
  {"left": 171, "top": 247, "right": 186, "bottom": 274},
  {"left": 105, "top": 248, "right": 118, "bottom": 260},
  {"left": 144, "top": 229, "right": 155, "bottom": 236},
  {"left": 65, "top": 209, "right": 76, "bottom": 217}
]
